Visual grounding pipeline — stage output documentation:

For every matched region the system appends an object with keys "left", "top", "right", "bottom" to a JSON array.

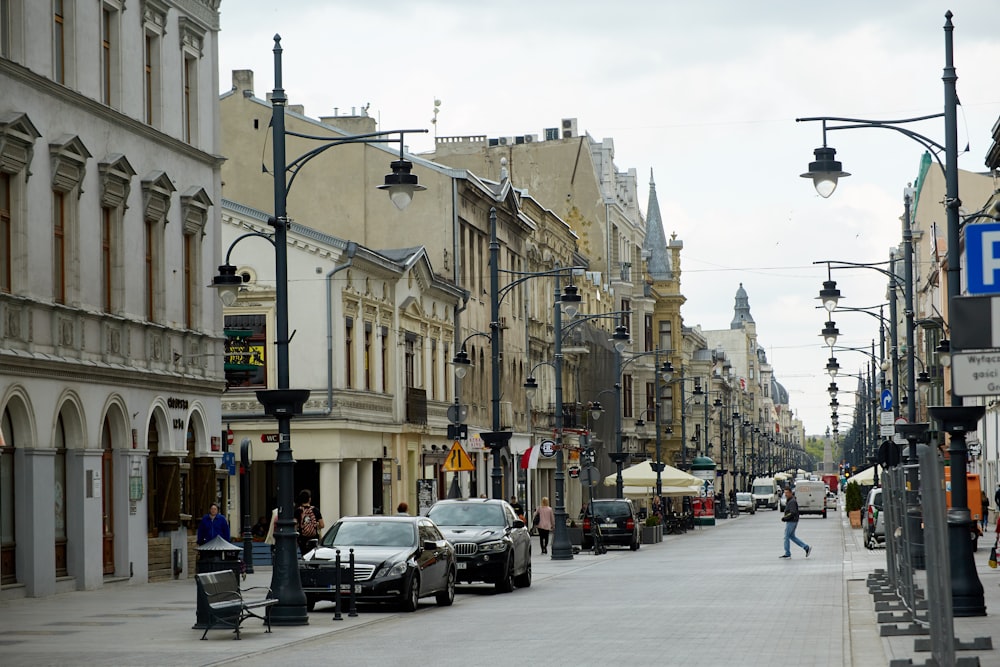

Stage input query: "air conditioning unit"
[
  {"left": 561, "top": 118, "right": 578, "bottom": 138},
  {"left": 498, "top": 137, "right": 508, "bottom": 145},
  {"left": 524, "top": 134, "right": 537, "bottom": 143},
  {"left": 500, "top": 401, "right": 514, "bottom": 429}
]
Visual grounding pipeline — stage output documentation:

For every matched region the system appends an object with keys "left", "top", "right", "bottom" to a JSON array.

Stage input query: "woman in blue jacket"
[{"left": 197, "top": 503, "right": 231, "bottom": 545}]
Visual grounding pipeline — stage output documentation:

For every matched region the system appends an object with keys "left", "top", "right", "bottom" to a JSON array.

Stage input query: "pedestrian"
[
  {"left": 532, "top": 497, "right": 555, "bottom": 554},
  {"left": 510, "top": 496, "right": 524, "bottom": 521},
  {"left": 779, "top": 488, "right": 811, "bottom": 559},
  {"left": 294, "top": 489, "right": 324, "bottom": 555},
  {"left": 981, "top": 489, "right": 991, "bottom": 531},
  {"left": 994, "top": 485, "right": 1000, "bottom": 530},
  {"left": 264, "top": 507, "right": 278, "bottom": 557},
  {"left": 396, "top": 502, "right": 409, "bottom": 515},
  {"left": 196, "top": 502, "right": 230, "bottom": 545}
]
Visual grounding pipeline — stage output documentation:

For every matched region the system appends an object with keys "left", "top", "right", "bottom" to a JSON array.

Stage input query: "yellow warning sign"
[{"left": 443, "top": 440, "right": 475, "bottom": 472}]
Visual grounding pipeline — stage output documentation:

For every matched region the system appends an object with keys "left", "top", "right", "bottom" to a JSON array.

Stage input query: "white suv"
[{"left": 863, "top": 488, "right": 885, "bottom": 549}]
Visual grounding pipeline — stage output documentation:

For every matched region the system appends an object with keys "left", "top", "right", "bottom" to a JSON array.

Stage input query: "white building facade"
[{"left": 1, "top": 0, "right": 224, "bottom": 597}]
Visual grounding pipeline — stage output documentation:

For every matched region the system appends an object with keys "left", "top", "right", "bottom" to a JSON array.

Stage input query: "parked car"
[
  {"left": 580, "top": 498, "right": 640, "bottom": 551},
  {"left": 825, "top": 492, "right": 838, "bottom": 510},
  {"left": 299, "top": 515, "right": 456, "bottom": 612},
  {"left": 426, "top": 498, "right": 531, "bottom": 592},
  {"left": 863, "top": 488, "right": 885, "bottom": 550},
  {"left": 735, "top": 492, "right": 756, "bottom": 514}
]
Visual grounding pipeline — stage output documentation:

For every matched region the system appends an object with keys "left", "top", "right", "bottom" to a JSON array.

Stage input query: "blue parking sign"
[{"left": 965, "top": 223, "right": 1000, "bottom": 295}]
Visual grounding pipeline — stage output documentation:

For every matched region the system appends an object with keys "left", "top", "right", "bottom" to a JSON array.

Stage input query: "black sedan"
[
  {"left": 427, "top": 498, "right": 531, "bottom": 592},
  {"left": 299, "top": 515, "right": 456, "bottom": 612}
]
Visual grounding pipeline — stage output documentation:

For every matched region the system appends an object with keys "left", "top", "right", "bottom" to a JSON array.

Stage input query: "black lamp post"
[{"left": 212, "top": 37, "right": 426, "bottom": 626}]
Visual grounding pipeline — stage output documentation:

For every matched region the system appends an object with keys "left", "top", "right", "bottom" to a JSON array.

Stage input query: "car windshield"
[
  {"left": 736, "top": 493, "right": 752, "bottom": 501},
  {"left": 323, "top": 521, "right": 415, "bottom": 548},
  {"left": 752, "top": 486, "right": 771, "bottom": 494},
  {"left": 586, "top": 502, "right": 630, "bottom": 520},
  {"left": 427, "top": 503, "right": 505, "bottom": 526}
]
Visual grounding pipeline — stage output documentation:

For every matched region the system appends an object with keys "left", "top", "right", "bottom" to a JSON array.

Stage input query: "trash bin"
[{"left": 193, "top": 536, "right": 244, "bottom": 629}]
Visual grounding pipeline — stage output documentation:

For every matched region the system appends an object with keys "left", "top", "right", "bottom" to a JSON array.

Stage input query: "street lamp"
[
  {"left": 799, "top": 13, "right": 981, "bottom": 610},
  {"left": 212, "top": 36, "right": 426, "bottom": 626}
]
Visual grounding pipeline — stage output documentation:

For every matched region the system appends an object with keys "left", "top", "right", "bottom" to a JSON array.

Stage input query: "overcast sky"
[{"left": 217, "top": 1, "right": 1000, "bottom": 437}]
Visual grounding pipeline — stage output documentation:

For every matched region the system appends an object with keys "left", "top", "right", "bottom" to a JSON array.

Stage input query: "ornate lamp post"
[{"left": 213, "top": 37, "right": 425, "bottom": 626}]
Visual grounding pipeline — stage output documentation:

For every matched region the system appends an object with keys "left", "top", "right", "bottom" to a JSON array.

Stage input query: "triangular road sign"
[{"left": 443, "top": 440, "right": 475, "bottom": 472}]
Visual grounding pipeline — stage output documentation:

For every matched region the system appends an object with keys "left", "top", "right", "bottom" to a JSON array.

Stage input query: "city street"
[{"left": 2, "top": 507, "right": 926, "bottom": 667}]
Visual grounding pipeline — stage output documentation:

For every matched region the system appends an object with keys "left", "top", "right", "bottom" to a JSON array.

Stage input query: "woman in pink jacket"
[{"left": 533, "top": 497, "right": 556, "bottom": 554}]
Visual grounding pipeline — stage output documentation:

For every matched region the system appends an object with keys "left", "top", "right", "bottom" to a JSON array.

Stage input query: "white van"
[
  {"left": 793, "top": 480, "right": 828, "bottom": 518},
  {"left": 751, "top": 477, "right": 779, "bottom": 510}
]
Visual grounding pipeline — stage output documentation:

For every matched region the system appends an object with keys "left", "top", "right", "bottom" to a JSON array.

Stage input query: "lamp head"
[
  {"left": 559, "top": 284, "right": 581, "bottom": 318},
  {"left": 825, "top": 357, "right": 840, "bottom": 378},
  {"left": 452, "top": 348, "right": 472, "bottom": 379},
  {"left": 378, "top": 159, "right": 426, "bottom": 210},
  {"left": 801, "top": 146, "right": 850, "bottom": 198},
  {"left": 817, "top": 280, "right": 841, "bottom": 312},
  {"left": 659, "top": 361, "right": 674, "bottom": 383},
  {"left": 821, "top": 320, "right": 840, "bottom": 348},
  {"left": 211, "top": 263, "right": 245, "bottom": 307},
  {"left": 523, "top": 376, "right": 538, "bottom": 400},
  {"left": 611, "top": 324, "right": 631, "bottom": 352},
  {"left": 588, "top": 401, "right": 604, "bottom": 421},
  {"left": 936, "top": 338, "right": 951, "bottom": 368}
]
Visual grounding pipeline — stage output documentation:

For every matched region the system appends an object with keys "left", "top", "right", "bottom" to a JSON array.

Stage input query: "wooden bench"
[{"left": 196, "top": 570, "right": 278, "bottom": 640}]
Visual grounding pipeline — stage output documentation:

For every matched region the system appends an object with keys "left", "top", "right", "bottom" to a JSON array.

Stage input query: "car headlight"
[
  {"left": 479, "top": 540, "right": 508, "bottom": 554},
  {"left": 376, "top": 561, "right": 408, "bottom": 578}
]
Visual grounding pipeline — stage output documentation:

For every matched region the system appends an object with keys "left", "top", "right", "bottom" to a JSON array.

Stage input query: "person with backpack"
[{"left": 294, "top": 489, "right": 324, "bottom": 555}]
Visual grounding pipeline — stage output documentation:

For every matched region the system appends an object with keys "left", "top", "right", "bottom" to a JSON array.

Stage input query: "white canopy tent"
[{"left": 603, "top": 460, "right": 702, "bottom": 489}]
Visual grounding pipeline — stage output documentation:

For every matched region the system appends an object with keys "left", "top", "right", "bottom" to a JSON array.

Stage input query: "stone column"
[
  {"left": 17, "top": 447, "right": 56, "bottom": 596},
  {"left": 357, "top": 459, "right": 374, "bottom": 515},
  {"left": 340, "top": 459, "right": 359, "bottom": 517},
  {"left": 318, "top": 460, "right": 340, "bottom": 524}
]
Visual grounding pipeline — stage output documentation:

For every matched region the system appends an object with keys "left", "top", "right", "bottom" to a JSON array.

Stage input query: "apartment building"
[{"left": 0, "top": 0, "right": 224, "bottom": 597}]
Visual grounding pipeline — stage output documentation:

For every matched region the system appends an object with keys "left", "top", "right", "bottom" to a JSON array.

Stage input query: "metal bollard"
[
  {"left": 348, "top": 548, "right": 358, "bottom": 617},
  {"left": 332, "top": 549, "right": 343, "bottom": 621}
]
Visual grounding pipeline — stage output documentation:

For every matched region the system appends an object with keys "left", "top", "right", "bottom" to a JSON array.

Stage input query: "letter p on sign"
[{"left": 966, "top": 223, "right": 1000, "bottom": 295}]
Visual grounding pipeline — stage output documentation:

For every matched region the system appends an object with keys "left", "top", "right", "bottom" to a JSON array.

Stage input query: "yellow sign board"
[{"left": 443, "top": 440, "right": 475, "bottom": 472}]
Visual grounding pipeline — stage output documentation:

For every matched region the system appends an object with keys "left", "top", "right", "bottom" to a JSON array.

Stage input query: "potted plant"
[
  {"left": 845, "top": 481, "right": 863, "bottom": 528},
  {"left": 642, "top": 514, "right": 662, "bottom": 544}
]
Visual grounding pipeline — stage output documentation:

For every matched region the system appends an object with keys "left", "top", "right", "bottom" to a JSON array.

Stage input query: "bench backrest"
[{"left": 196, "top": 570, "right": 240, "bottom": 603}]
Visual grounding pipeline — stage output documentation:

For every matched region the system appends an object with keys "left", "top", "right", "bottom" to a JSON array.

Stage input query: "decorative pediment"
[
  {"left": 49, "top": 134, "right": 91, "bottom": 196},
  {"left": 180, "top": 186, "right": 212, "bottom": 235},
  {"left": 141, "top": 170, "right": 175, "bottom": 223},
  {"left": 178, "top": 17, "right": 205, "bottom": 56},
  {"left": 0, "top": 111, "right": 40, "bottom": 177},
  {"left": 142, "top": 0, "right": 169, "bottom": 33},
  {"left": 99, "top": 153, "right": 136, "bottom": 209}
]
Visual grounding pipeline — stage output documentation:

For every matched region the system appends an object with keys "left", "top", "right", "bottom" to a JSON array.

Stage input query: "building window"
[
  {"left": 53, "top": 190, "right": 66, "bottom": 303},
  {"left": 101, "top": 206, "right": 112, "bottom": 311},
  {"left": 658, "top": 320, "right": 672, "bottom": 352},
  {"left": 644, "top": 314, "right": 653, "bottom": 352},
  {"left": 53, "top": 0, "right": 65, "bottom": 83},
  {"left": 144, "top": 219, "right": 155, "bottom": 319},
  {"left": 620, "top": 299, "right": 630, "bottom": 336},
  {"left": 98, "top": 154, "right": 134, "bottom": 314},
  {"left": 405, "top": 335, "right": 416, "bottom": 389},
  {"left": 381, "top": 326, "right": 389, "bottom": 391},
  {"left": 143, "top": 32, "right": 160, "bottom": 125},
  {"left": 183, "top": 232, "right": 193, "bottom": 328},
  {"left": 224, "top": 314, "right": 267, "bottom": 388},
  {"left": 646, "top": 382, "right": 655, "bottom": 415},
  {"left": 0, "top": 173, "right": 9, "bottom": 293},
  {"left": 182, "top": 55, "right": 197, "bottom": 142},
  {"left": 364, "top": 323, "right": 372, "bottom": 391},
  {"left": 345, "top": 318, "right": 354, "bottom": 388},
  {"left": 622, "top": 374, "right": 634, "bottom": 418},
  {"left": 99, "top": 5, "right": 123, "bottom": 106}
]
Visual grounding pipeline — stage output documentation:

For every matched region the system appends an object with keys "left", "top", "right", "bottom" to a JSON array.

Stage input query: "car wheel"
[
  {"left": 435, "top": 567, "right": 456, "bottom": 606},
  {"left": 306, "top": 595, "right": 317, "bottom": 612},
  {"left": 822, "top": 510, "right": 827, "bottom": 519},
  {"left": 514, "top": 559, "right": 532, "bottom": 588},
  {"left": 496, "top": 558, "right": 515, "bottom": 593},
  {"left": 864, "top": 530, "right": 874, "bottom": 550},
  {"left": 581, "top": 539, "right": 592, "bottom": 551},
  {"left": 630, "top": 535, "right": 640, "bottom": 551},
  {"left": 402, "top": 573, "right": 420, "bottom": 612}
]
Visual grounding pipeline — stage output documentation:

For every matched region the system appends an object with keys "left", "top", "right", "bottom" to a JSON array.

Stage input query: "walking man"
[{"left": 780, "top": 487, "right": 811, "bottom": 559}]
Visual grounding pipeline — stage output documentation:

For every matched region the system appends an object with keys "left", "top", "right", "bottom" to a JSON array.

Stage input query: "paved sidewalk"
[{"left": 1, "top": 511, "right": 997, "bottom": 666}]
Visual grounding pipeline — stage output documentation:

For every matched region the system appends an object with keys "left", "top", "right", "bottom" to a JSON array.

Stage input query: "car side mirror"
[
  {"left": 423, "top": 540, "right": 439, "bottom": 551},
  {"left": 512, "top": 519, "right": 525, "bottom": 529}
]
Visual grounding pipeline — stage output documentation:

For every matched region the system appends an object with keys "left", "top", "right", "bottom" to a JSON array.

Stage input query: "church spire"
[
  {"left": 731, "top": 283, "right": 755, "bottom": 329},
  {"left": 642, "top": 169, "right": 672, "bottom": 280}
]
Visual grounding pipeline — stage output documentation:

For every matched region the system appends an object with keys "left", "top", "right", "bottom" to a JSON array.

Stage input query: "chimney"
[{"left": 232, "top": 69, "right": 254, "bottom": 96}]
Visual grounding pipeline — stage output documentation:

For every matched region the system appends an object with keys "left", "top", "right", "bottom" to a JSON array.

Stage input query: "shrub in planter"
[
  {"left": 845, "top": 481, "right": 863, "bottom": 512},
  {"left": 644, "top": 515, "right": 661, "bottom": 527}
]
